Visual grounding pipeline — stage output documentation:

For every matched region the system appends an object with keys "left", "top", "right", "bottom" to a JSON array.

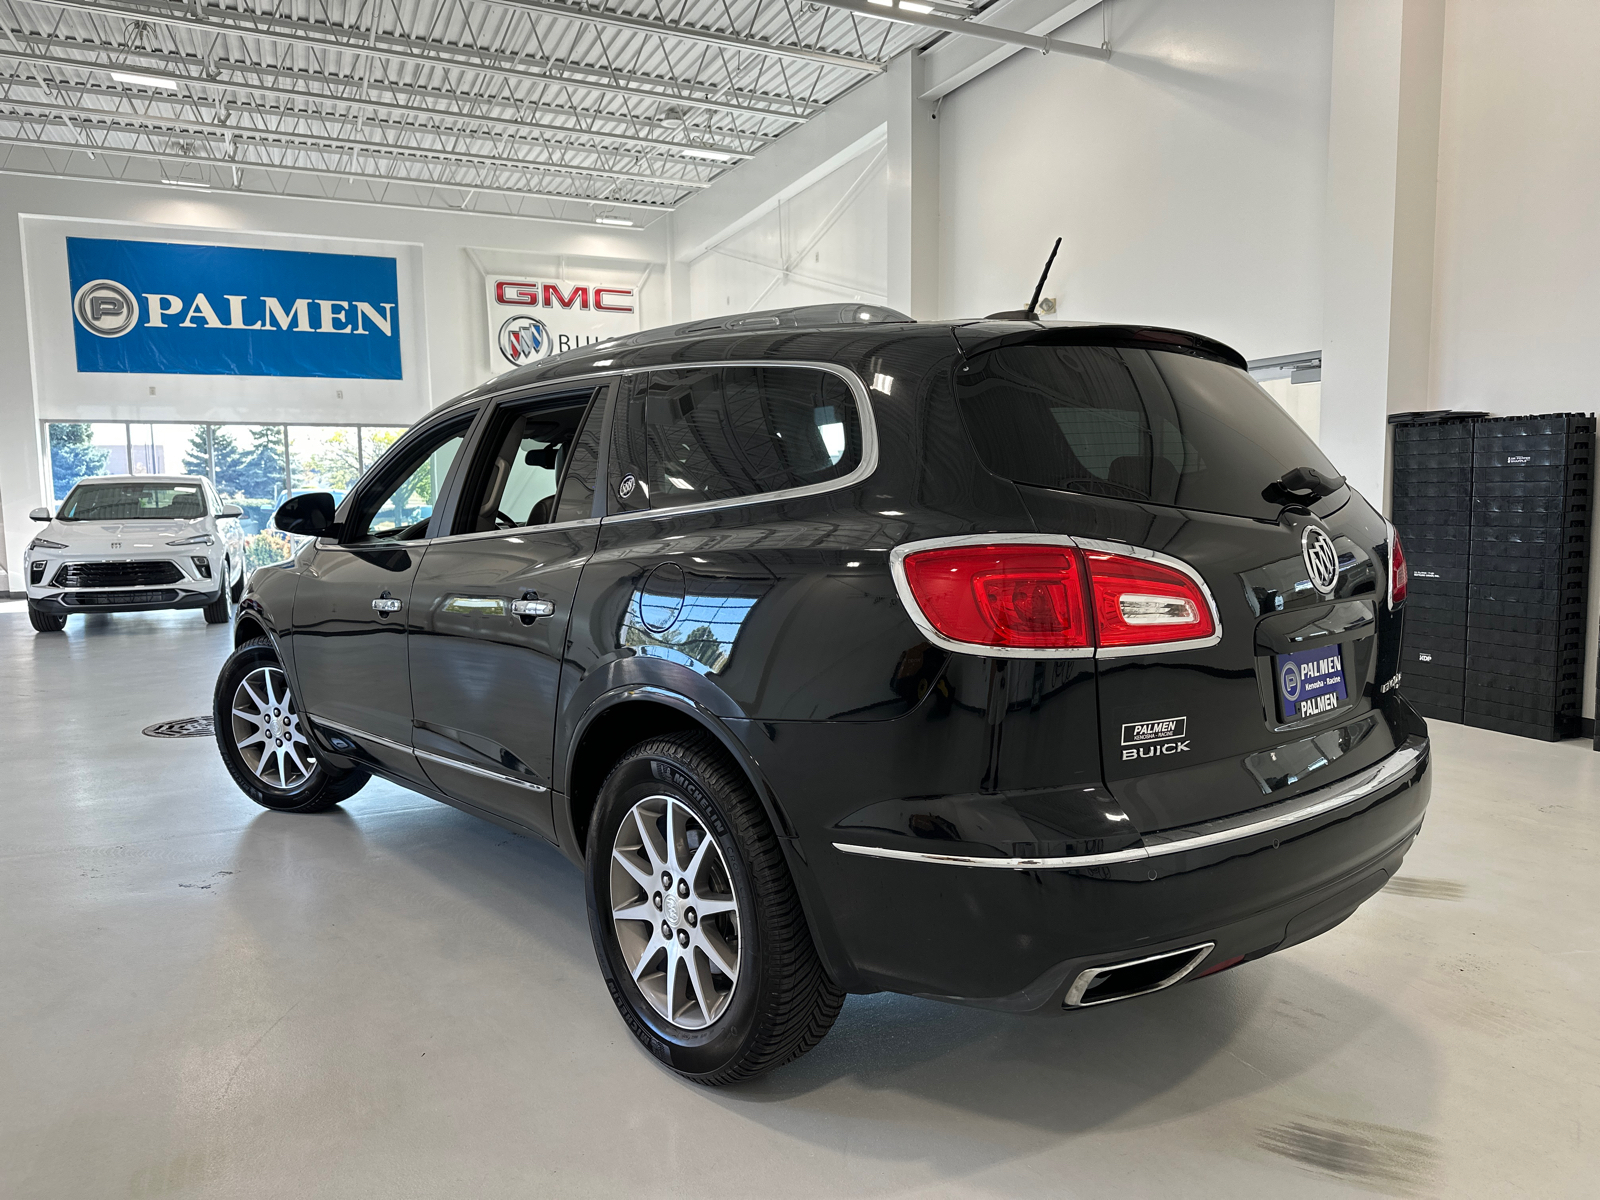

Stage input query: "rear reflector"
[{"left": 897, "top": 541, "right": 1216, "bottom": 654}]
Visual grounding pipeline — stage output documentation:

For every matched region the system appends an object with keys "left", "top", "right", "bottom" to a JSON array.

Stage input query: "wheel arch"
[{"left": 560, "top": 687, "right": 797, "bottom": 867}]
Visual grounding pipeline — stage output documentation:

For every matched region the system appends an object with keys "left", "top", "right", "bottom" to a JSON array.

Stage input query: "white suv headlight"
[
  {"left": 167, "top": 534, "right": 215, "bottom": 547},
  {"left": 28, "top": 537, "right": 68, "bottom": 552}
]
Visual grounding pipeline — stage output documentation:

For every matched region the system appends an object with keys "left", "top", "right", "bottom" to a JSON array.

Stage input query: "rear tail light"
[
  {"left": 1387, "top": 525, "right": 1407, "bottom": 608},
  {"left": 894, "top": 540, "right": 1216, "bottom": 655}
]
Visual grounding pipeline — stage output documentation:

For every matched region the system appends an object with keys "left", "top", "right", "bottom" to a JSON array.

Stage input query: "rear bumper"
[{"left": 796, "top": 740, "right": 1430, "bottom": 1007}]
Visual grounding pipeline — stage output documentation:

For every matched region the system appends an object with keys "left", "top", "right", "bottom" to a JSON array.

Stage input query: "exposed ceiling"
[{"left": 0, "top": 0, "right": 987, "bottom": 225}]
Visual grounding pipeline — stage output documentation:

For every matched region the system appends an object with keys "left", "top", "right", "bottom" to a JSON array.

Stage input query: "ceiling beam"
[
  {"left": 0, "top": 98, "right": 717, "bottom": 188},
  {"left": 483, "top": 0, "right": 882, "bottom": 74},
  {"left": 0, "top": 133, "right": 679, "bottom": 211},
  {"left": 1, "top": 74, "right": 757, "bottom": 165},
  {"left": 805, "top": 0, "right": 1110, "bottom": 57},
  {"left": 919, "top": 0, "right": 1106, "bottom": 99},
  {"left": 0, "top": 162, "right": 662, "bottom": 226},
  {"left": 20, "top": 0, "right": 826, "bottom": 122},
  {"left": 0, "top": 42, "right": 773, "bottom": 153}
]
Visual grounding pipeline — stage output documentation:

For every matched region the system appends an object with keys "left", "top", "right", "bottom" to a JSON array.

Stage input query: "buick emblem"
[
  {"left": 497, "top": 314, "right": 551, "bottom": 365},
  {"left": 1301, "top": 525, "right": 1340, "bottom": 596},
  {"left": 73, "top": 279, "right": 139, "bottom": 337},
  {"left": 618, "top": 473, "right": 637, "bottom": 499}
]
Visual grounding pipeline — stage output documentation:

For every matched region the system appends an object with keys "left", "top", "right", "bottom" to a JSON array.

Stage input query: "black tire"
[
  {"left": 27, "top": 602, "right": 67, "bottom": 633},
  {"left": 585, "top": 731, "right": 844, "bottom": 1085},
  {"left": 202, "top": 588, "right": 231, "bottom": 624},
  {"left": 229, "top": 558, "right": 245, "bottom": 604},
  {"left": 213, "top": 636, "right": 369, "bottom": 812}
]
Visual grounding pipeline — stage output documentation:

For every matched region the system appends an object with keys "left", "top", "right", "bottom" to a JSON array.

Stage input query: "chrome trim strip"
[
  {"left": 425, "top": 516, "right": 601, "bottom": 547},
  {"left": 310, "top": 716, "right": 414, "bottom": 757},
  {"left": 885, "top": 533, "right": 1223, "bottom": 661},
  {"left": 599, "top": 361, "right": 879, "bottom": 525},
  {"left": 831, "top": 741, "right": 1426, "bottom": 870},
  {"left": 414, "top": 748, "right": 549, "bottom": 792},
  {"left": 1063, "top": 942, "right": 1215, "bottom": 1007}
]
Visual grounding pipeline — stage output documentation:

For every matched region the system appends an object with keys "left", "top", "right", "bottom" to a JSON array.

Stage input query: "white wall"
[
  {"left": 1429, "top": 0, "right": 1600, "bottom": 719},
  {"left": 0, "top": 177, "right": 666, "bottom": 591},
  {"left": 937, "top": 0, "right": 1332, "bottom": 362},
  {"left": 686, "top": 137, "right": 888, "bottom": 319}
]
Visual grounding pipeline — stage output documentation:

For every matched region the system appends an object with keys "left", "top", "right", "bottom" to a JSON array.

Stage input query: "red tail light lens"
[
  {"left": 1389, "top": 526, "right": 1408, "bottom": 607},
  {"left": 1084, "top": 551, "right": 1216, "bottom": 647},
  {"left": 898, "top": 542, "right": 1216, "bottom": 653},
  {"left": 899, "top": 545, "right": 1091, "bottom": 649}
]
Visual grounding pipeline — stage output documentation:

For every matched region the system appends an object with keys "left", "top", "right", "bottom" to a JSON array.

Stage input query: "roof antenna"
[{"left": 985, "top": 237, "right": 1062, "bottom": 321}]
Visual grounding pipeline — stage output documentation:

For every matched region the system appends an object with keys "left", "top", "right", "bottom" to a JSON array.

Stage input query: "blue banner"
[{"left": 66, "top": 237, "right": 403, "bottom": 379}]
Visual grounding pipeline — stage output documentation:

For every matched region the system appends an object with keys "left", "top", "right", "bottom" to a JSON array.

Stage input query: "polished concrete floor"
[{"left": 1, "top": 601, "right": 1595, "bottom": 1199}]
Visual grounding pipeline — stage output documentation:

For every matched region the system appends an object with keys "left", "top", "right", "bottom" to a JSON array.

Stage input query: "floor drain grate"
[{"left": 143, "top": 716, "right": 214, "bottom": 739}]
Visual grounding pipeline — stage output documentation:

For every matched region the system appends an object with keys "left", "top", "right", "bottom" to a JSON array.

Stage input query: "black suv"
[{"left": 214, "top": 304, "right": 1430, "bottom": 1084}]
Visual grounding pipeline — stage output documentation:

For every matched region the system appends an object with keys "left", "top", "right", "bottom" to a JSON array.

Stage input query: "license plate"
[{"left": 1275, "top": 646, "right": 1348, "bottom": 723}]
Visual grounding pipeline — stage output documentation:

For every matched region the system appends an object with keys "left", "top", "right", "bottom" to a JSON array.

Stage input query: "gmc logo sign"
[{"left": 495, "top": 281, "right": 634, "bottom": 313}]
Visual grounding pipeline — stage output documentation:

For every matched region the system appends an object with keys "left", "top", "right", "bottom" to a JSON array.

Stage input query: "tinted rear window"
[{"left": 956, "top": 346, "right": 1340, "bottom": 520}]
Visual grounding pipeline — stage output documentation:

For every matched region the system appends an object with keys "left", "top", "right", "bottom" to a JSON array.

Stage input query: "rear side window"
[
  {"left": 611, "top": 365, "right": 863, "bottom": 512},
  {"left": 956, "top": 346, "right": 1340, "bottom": 520}
]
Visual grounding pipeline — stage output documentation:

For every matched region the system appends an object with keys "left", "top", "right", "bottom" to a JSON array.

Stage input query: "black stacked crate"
[
  {"left": 1465, "top": 415, "right": 1593, "bottom": 741},
  {"left": 1391, "top": 416, "right": 1477, "bottom": 722}
]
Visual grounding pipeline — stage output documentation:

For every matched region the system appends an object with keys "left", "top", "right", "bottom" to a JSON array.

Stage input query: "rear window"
[
  {"left": 58, "top": 482, "right": 206, "bottom": 521},
  {"left": 956, "top": 346, "right": 1341, "bottom": 520},
  {"left": 612, "top": 365, "right": 863, "bottom": 512}
]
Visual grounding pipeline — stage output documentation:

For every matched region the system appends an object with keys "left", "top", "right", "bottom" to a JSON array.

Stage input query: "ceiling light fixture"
[
  {"left": 595, "top": 215, "right": 635, "bottom": 226},
  {"left": 161, "top": 178, "right": 211, "bottom": 189},
  {"left": 680, "top": 147, "right": 734, "bottom": 162},
  {"left": 111, "top": 70, "right": 180, "bottom": 90}
]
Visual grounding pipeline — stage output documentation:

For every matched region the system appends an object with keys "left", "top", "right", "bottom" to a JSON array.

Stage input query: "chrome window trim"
[
  {"left": 414, "top": 748, "right": 549, "bottom": 793},
  {"left": 885, "top": 533, "right": 1224, "bottom": 661},
  {"left": 424, "top": 515, "right": 601, "bottom": 548},
  {"left": 831, "top": 741, "right": 1425, "bottom": 871}
]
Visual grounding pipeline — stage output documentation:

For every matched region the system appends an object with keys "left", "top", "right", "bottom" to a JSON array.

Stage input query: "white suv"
[{"left": 25, "top": 474, "right": 246, "bottom": 633}]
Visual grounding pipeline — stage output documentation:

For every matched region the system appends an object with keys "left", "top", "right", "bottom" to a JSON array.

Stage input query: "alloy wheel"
[
  {"left": 229, "top": 666, "right": 315, "bottom": 790},
  {"left": 610, "top": 794, "right": 742, "bottom": 1029}
]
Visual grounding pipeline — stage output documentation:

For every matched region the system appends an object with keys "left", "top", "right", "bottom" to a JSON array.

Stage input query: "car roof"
[{"left": 434, "top": 308, "right": 1249, "bottom": 416}]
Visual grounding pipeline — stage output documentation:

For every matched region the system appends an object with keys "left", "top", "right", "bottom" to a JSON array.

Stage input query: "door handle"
[
  {"left": 372, "top": 598, "right": 403, "bottom": 613},
  {"left": 511, "top": 599, "right": 555, "bottom": 618}
]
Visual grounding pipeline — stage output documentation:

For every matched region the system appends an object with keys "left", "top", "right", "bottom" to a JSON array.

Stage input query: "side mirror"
[
  {"left": 274, "top": 492, "right": 340, "bottom": 537},
  {"left": 29, "top": 507, "right": 53, "bottom": 522},
  {"left": 216, "top": 504, "right": 244, "bottom": 519}
]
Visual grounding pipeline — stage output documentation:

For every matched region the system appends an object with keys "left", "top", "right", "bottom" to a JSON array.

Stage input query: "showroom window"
[{"left": 44, "top": 420, "right": 410, "bottom": 568}]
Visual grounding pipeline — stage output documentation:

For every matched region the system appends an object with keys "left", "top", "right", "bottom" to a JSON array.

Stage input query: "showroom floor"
[{"left": 1, "top": 603, "right": 1594, "bottom": 1199}]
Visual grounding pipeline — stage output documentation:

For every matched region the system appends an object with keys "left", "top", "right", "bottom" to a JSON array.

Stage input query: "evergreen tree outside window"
[{"left": 47, "top": 423, "right": 115, "bottom": 502}]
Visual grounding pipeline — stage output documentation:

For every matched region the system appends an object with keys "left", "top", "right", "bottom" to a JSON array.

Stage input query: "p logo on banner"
[{"left": 73, "top": 279, "right": 140, "bottom": 337}]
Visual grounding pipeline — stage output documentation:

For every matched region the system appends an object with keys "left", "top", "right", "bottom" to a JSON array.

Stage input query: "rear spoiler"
[{"left": 952, "top": 323, "right": 1249, "bottom": 371}]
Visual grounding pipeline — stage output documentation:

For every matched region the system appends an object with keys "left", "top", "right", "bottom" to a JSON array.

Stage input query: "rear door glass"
[{"left": 956, "top": 346, "right": 1340, "bottom": 520}]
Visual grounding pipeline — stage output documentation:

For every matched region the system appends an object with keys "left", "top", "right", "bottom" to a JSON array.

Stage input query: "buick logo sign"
[
  {"left": 498, "top": 314, "right": 551, "bottom": 365},
  {"left": 1302, "top": 525, "right": 1340, "bottom": 596},
  {"left": 73, "top": 279, "right": 139, "bottom": 337}
]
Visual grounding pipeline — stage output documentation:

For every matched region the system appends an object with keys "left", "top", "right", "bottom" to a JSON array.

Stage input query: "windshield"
[
  {"left": 58, "top": 482, "right": 207, "bottom": 521},
  {"left": 955, "top": 346, "right": 1341, "bottom": 520}
]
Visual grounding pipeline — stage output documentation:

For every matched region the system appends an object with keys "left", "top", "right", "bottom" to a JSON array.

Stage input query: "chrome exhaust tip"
[{"left": 1063, "top": 942, "right": 1216, "bottom": 1008}]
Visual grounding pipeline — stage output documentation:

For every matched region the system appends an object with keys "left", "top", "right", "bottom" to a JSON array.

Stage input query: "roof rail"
[{"left": 580, "top": 302, "right": 913, "bottom": 356}]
